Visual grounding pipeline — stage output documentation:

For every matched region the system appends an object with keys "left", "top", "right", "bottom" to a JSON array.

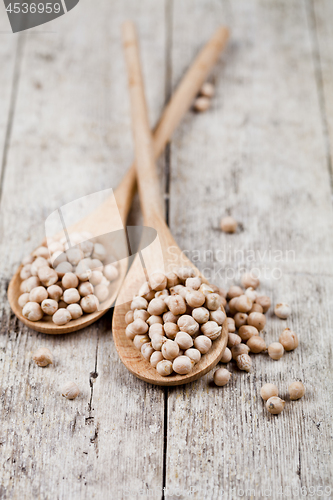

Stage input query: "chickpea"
[
  {"left": 199, "top": 81, "right": 215, "bottom": 98},
  {"left": 129, "top": 318, "right": 149, "bottom": 335},
  {"left": 247, "top": 312, "right": 266, "bottom": 331},
  {"left": 239, "top": 325, "right": 258, "bottom": 342},
  {"left": 80, "top": 294, "right": 99, "bottom": 313},
  {"left": 167, "top": 294, "right": 186, "bottom": 316},
  {"left": 52, "top": 308, "right": 72, "bottom": 326},
  {"left": 18, "top": 293, "right": 30, "bottom": 308},
  {"left": 125, "top": 310, "right": 134, "bottom": 325},
  {"left": 231, "top": 344, "right": 250, "bottom": 360},
  {"left": 266, "top": 397, "right": 285, "bottom": 415},
  {"left": 288, "top": 381, "right": 305, "bottom": 400},
  {"left": 234, "top": 312, "right": 248, "bottom": 329},
  {"left": 41, "top": 299, "right": 58, "bottom": 315},
  {"left": 214, "top": 368, "right": 232, "bottom": 387},
  {"left": 260, "top": 383, "right": 279, "bottom": 400},
  {"left": 184, "top": 348, "right": 201, "bottom": 364},
  {"left": 133, "top": 334, "right": 150, "bottom": 350},
  {"left": 149, "top": 272, "right": 167, "bottom": 291},
  {"left": 67, "top": 303, "right": 83, "bottom": 320},
  {"left": 166, "top": 272, "right": 180, "bottom": 288},
  {"left": 255, "top": 295, "right": 271, "bottom": 313},
  {"left": 150, "top": 351, "right": 164, "bottom": 368},
  {"left": 66, "top": 248, "right": 84, "bottom": 266},
  {"left": 186, "top": 290, "right": 205, "bottom": 308},
  {"left": 227, "top": 297, "right": 239, "bottom": 316},
  {"left": 164, "top": 322, "right": 179, "bottom": 340},
  {"left": 245, "top": 287, "right": 258, "bottom": 302},
  {"left": 274, "top": 303, "right": 291, "bottom": 319},
  {"left": 192, "top": 307, "right": 210, "bottom": 324},
  {"left": 103, "top": 264, "right": 119, "bottom": 282},
  {"left": 29, "top": 286, "right": 48, "bottom": 303},
  {"left": 247, "top": 336, "right": 266, "bottom": 353},
  {"left": 209, "top": 309, "right": 226, "bottom": 325},
  {"left": 201, "top": 321, "right": 222, "bottom": 340},
  {"left": 220, "top": 347, "right": 232, "bottom": 363},
  {"left": 133, "top": 310, "right": 150, "bottom": 322},
  {"left": 177, "top": 315, "right": 199, "bottom": 336},
  {"left": 241, "top": 273, "right": 260, "bottom": 290},
  {"left": 227, "top": 285, "right": 243, "bottom": 299},
  {"left": 220, "top": 216, "right": 237, "bottom": 233},
  {"left": 141, "top": 342, "right": 154, "bottom": 361},
  {"left": 147, "top": 315, "right": 163, "bottom": 326},
  {"left": 235, "top": 295, "right": 253, "bottom": 313},
  {"left": 148, "top": 298, "right": 167, "bottom": 316},
  {"left": 193, "top": 96, "right": 210, "bottom": 112},
  {"left": 63, "top": 288, "right": 80, "bottom": 304},
  {"left": 227, "top": 333, "right": 242, "bottom": 348},
  {"left": 80, "top": 240, "right": 94, "bottom": 257},
  {"left": 193, "top": 335, "right": 212, "bottom": 354},
  {"left": 173, "top": 356, "right": 193, "bottom": 375},
  {"left": 250, "top": 303, "right": 263, "bottom": 314},
  {"left": 175, "top": 267, "right": 196, "bottom": 281},
  {"left": 227, "top": 317, "right": 236, "bottom": 333},
  {"left": 199, "top": 283, "right": 214, "bottom": 297},
  {"left": 156, "top": 359, "right": 173, "bottom": 376},
  {"left": 61, "top": 272, "right": 78, "bottom": 289},
  {"left": 163, "top": 311, "right": 179, "bottom": 324},
  {"left": 92, "top": 243, "right": 106, "bottom": 261},
  {"left": 33, "top": 246, "right": 50, "bottom": 259},
  {"left": 94, "top": 284, "right": 109, "bottom": 303},
  {"left": 268, "top": 342, "right": 284, "bottom": 360},
  {"left": 161, "top": 340, "right": 180, "bottom": 360},
  {"left": 89, "top": 270, "right": 103, "bottom": 286},
  {"left": 175, "top": 332, "right": 193, "bottom": 350},
  {"left": 236, "top": 353, "right": 252, "bottom": 372},
  {"left": 20, "top": 276, "right": 41, "bottom": 293},
  {"left": 20, "top": 264, "right": 32, "bottom": 280},
  {"left": 149, "top": 323, "right": 164, "bottom": 338},
  {"left": 279, "top": 328, "right": 298, "bottom": 351},
  {"left": 22, "top": 302, "right": 43, "bottom": 321},
  {"left": 151, "top": 334, "right": 167, "bottom": 351},
  {"left": 131, "top": 297, "right": 148, "bottom": 311},
  {"left": 185, "top": 276, "right": 202, "bottom": 290},
  {"left": 31, "top": 257, "right": 49, "bottom": 276}
]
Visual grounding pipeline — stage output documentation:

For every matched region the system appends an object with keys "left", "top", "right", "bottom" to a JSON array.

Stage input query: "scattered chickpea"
[
  {"left": 227, "top": 286, "right": 243, "bottom": 299},
  {"left": 279, "top": 328, "right": 298, "bottom": 351},
  {"left": 247, "top": 312, "right": 266, "bottom": 331},
  {"left": 238, "top": 325, "right": 258, "bottom": 342},
  {"left": 234, "top": 312, "right": 248, "bottom": 329},
  {"left": 236, "top": 353, "right": 252, "bottom": 372},
  {"left": 220, "top": 347, "right": 232, "bottom": 363},
  {"left": 255, "top": 295, "right": 271, "bottom": 313},
  {"left": 227, "top": 317, "right": 236, "bottom": 333},
  {"left": 227, "top": 333, "right": 242, "bottom": 348},
  {"left": 247, "top": 336, "right": 266, "bottom": 353},
  {"left": 268, "top": 342, "right": 284, "bottom": 360},
  {"left": 266, "top": 396, "right": 285, "bottom": 415},
  {"left": 214, "top": 368, "right": 232, "bottom": 387},
  {"left": 260, "top": 383, "right": 279, "bottom": 400},
  {"left": 62, "top": 381, "right": 80, "bottom": 400},
  {"left": 235, "top": 294, "right": 253, "bottom": 313},
  {"left": 193, "top": 96, "right": 210, "bottom": 112},
  {"left": 220, "top": 216, "right": 238, "bottom": 233},
  {"left": 274, "top": 303, "right": 291, "bottom": 319},
  {"left": 288, "top": 381, "right": 305, "bottom": 400},
  {"left": 231, "top": 343, "right": 250, "bottom": 360},
  {"left": 33, "top": 347, "right": 53, "bottom": 367}
]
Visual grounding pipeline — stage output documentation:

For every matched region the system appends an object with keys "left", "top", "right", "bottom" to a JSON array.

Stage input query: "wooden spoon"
[
  {"left": 8, "top": 25, "right": 229, "bottom": 335},
  {"left": 112, "top": 22, "right": 228, "bottom": 386}
]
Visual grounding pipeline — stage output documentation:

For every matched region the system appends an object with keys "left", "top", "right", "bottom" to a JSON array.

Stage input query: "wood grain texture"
[
  {"left": 0, "top": 0, "right": 333, "bottom": 498},
  {"left": 166, "top": 0, "right": 333, "bottom": 498}
]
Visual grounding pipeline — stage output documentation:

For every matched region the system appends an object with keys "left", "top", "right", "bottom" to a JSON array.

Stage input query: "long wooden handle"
[{"left": 118, "top": 23, "right": 229, "bottom": 222}]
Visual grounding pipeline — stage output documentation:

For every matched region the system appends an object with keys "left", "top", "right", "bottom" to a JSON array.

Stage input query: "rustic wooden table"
[{"left": 0, "top": 1, "right": 332, "bottom": 498}]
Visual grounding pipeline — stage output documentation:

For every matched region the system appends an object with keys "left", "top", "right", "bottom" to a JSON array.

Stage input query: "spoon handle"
[{"left": 122, "top": 22, "right": 229, "bottom": 225}]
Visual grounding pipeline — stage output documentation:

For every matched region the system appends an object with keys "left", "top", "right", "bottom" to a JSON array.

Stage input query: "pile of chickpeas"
[
  {"left": 18, "top": 231, "right": 119, "bottom": 325},
  {"left": 125, "top": 267, "right": 226, "bottom": 377}
]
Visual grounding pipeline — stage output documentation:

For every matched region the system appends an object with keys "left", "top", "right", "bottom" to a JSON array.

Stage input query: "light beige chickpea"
[
  {"left": 20, "top": 264, "right": 32, "bottom": 280},
  {"left": 260, "top": 383, "right": 279, "bottom": 401},
  {"left": 193, "top": 335, "right": 212, "bottom": 354},
  {"left": 89, "top": 270, "right": 103, "bottom": 286},
  {"left": 164, "top": 322, "right": 179, "bottom": 340},
  {"left": 185, "top": 276, "right": 202, "bottom": 290},
  {"left": 51, "top": 251, "right": 67, "bottom": 267},
  {"left": 266, "top": 396, "right": 285, "bottom": 414},
  {"left": 186, "top": 290, "right": 205, "bottom": 308},
  {"left": 125, "top": 323, "right": 137, "bottom": 340},
  {"left": 18, "top": 293, "right": 30, "bottom": 308},
  {"left": 245, "top": 287, "right": 258, "bottom": 302},
  {"left": 22, "top": 302, "right": 43, "bottom": 321},
  {"left": 147, "top": 298, "right": 167, "bottom": 316},
  {"left": 80, "top": 240, "right": 94, "bottom": 258},
  {"left": 237, "top": 353, "right": 252, "bottom": 372},
  {"left": 125, "top": 310, "right": 134, "bottom": 325},
  {"left": 90, "top": 258, "right": 104, "bottom": 272},
  {"left": 241, "top": 272, "right": 260, "bottom": 290},
  {"left": 62, "top": 381, "right": 80, "bottom": 400},
  {"left": 20, "top": 276, "right": 41, "bottom": 293},
  {"left": 33, "top": 347, "right": 53, "bottom": 367},
  {"left": 177, "top": 315, "right": 199, "bottom": 336},
  {"left": 149, "top": 272, "right": 167, "bottom": 291},
  {"left": 166, "top": 272, "right": 180, "bottom": 288},
  {"left": 268, "top": 342, "right": 284, "bottom": 360},
  {"left": 94, "top": 284, "right": 109, "bottom": 303},
  {"left": 62, "top": 272, "right": 79, "bottom": 289},
  {"left": 220, "top": 216, "right": 237, "bottom": 233},
  {"left": 80, "top": 294, "right": 99, "bottom": 313},
  {"left": 66, "top": 248, "right": 84, "bottom": 266},
  {"left": 67, "top": 303, "right": 83, "bottom": 320},
  {"left": 274, "top": 303, "right": 291, "bottom": 319},
  {"left": 227, "top": 333, "right": 242, "bottom": 348},
  {"left": 227, "top": 297, "right": 239, "bottom": 316},
  {"left": 255, "top": 295, "right": 271, "bottom": 313},
  {"left": 149, "top": 323, "right": 164, "bottom": 338},
  {"left": 214, "top": 368, "right": 232, "bottom": 386},
  {"left": 205, "top": 293, "right": 222, "bottom": 311},
  {"left": 169, "top": 284, "right": 185, "bottom": 296},
  {"left": 131, "top": 296, "right": 148, "bottom": 311},
  {"left": 239, "top": 325, "right": 258, "bottom": 342},
  {"left": 184, "top": 348, "right": 201, "bottom": 364},
  {"left": 231, "top": 343, "right": 250, "bottom": 360},
  {"left": 175, "top": 331, "right": 193, "bottom": 350},
  {"left": 220, "top": 346, "right": 232, "bottom": 363},
  {"left": 92, "top": 243, "right": 106, "bottom": 261},
  {"left": 193, "top": 96, "right": 210, "bottom": 112},
  {"left": 199, "top": 283, "right": 214, "bottom": 297},
  {"left": 163, "top": 311, "right": 179, "bottom": 324},
  {"left": 147, "top": 315, "right": 163, "bottom": 326},
  {"left": 151, "top": 334, "right": 167, "bottom": 351},
  {"left": 247, "top": 336, "right": 266, "bottom": 353},
  {"left": 128, "top": 318, "right": 148, "bottom": 335},
  {"left": 161, "top": 339, "right": 180, "bottom": 360},
  {"left": 63, "top": 288, "right": 80, "bottom": 304},
  {"left": 234, "top": 312, "right": 248, "bottom": 329},
  {"left": 103, "top": 264, "right": 119, "bottom": 282},
  {"left": 41, "top": 299, "right": 58, "bottom": 315},
  {"left": 227, "top": 317, "right": 236, "bottom": 333},
  {"left": 288, "top": 381, "right": 305, "bottom": 400},
  {"left": 141, "top": 342, "right": 154, "bottom": 361},
  {"left": 150, "top": 351, "right": 164, "bottom": 368},
  {"left": 227, "top": 285, "right": 243, "bottom": 299},
  {"left": 192, "top": 307, "right": 210, "bottom": 324},
  {"left": 155, "top": 289, "right": 169, "bottom": 300},
  {"left": 279, "top": 328, "right": 298, "bottom": 351},
  {"left": 78, "top": 282, "right": 94, "bottom": 297},
  {"left": 250, "top": 303, "right": 263, "bottom": 314},
  {"left": 173, "top": 356, "right": 193, "bottom": 375},
  {"left": 52, "top": 308, "right": 72, "bottom": 326},
  {"left": 175, "top": 267, "right": 196, "bottom": 281},
  {"left": 199, "top": 81, "right": 215, "bottom": 98},
  {"left": 235, "top": 294, "right": 253, "bottom": 313},
  {"left": 201, "top": 321, "right": 222, "bottom": 340},
  {"left": 156, "top": 359, "right": 173, "bottom": 376},
  {"left": 75, "top": 258, "right": 92, "bottom": 281},
  {"left": 29, "top": 286, "right": 48, "bottom": 303},
  {"left": 167, "top": 294, "right": 187, "bottom": 316},
  {"left": 55, "top": 261, "right": 73, "bottom": 278},
  {"left": 247, "top": 312, "right": 266, "bottom": 331},
  {"left": 31, "top": 257, "right": 49, "bottom": 275},
  {"left": 133, "top": 309, "right": 150, "bottom": 322},
  {"left": 209, "top": 309, "right": 226, "bottom": 325}
]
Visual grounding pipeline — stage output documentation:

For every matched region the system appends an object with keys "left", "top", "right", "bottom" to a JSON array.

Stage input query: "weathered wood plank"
[
  {"left": 0, "top": 1, "right": 166, "bottom": 498},
  {"left": 166, "top": 0, "right": 333, "bottom": 498}
]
